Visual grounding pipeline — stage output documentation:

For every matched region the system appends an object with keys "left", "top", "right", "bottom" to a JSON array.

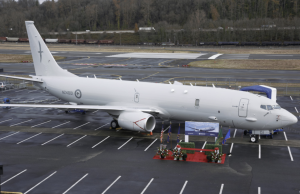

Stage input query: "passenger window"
[
  {"left": 260, "top": 105, "right": 266, "bottom": 110},
  {"left": 195, "top": 99, "right": 199, "bottom": 106},
  {"left": 267, "top": 105, "right": 273, "bottom": 110}
]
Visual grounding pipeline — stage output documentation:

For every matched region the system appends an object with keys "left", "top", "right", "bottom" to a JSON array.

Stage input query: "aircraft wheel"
[
  {"left": 244, "top": 130, "right": 247, "bottom": 135},
  {"left": 250, "top": 135, "right": 257, "bottom": 143},
  {"left": 111, "top": 120, "right": 119, "bottom": 129},
  {"left": 65, "top": 110, "right": 69, "bottom": 114}
]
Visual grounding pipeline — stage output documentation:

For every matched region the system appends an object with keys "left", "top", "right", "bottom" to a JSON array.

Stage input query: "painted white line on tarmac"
[
  {"left": 15, "top": 89, "right": 27, "bottom": 93},
  {"left": 179, "top": 180, "right": 188, "bottom": 194},
  {"left": 28, "top": 90, "right": 39, "bottom": 93},
  {"left": 92, "top": 136, "right": 110, "bottom": 148},
  {"left": 94, "top": 123, "right": 110, "bottom": 130},
  {"left": 233, "top": 129, "right": 237, "bottom": 138},
  {"left": 0, "top": 132, "right": 19, "bottom": 140},
  {"left": 23, "top": 171, "right": 57, "bottom": 194},
  {"left": 0, "top": 118, "right": 12, "bottom": 124},
  {"left": 259, "top": 135, "right": 261, "bottom": 139},
  {"left": 229, "top": 143, "right": 234, "bottom": 156},
  {"left": 219, "top": 183, "right": 224, "bottom": 194},
  {"left": 31, "top": 120, "right": 51, "bottom": 128},
  {"left": 163, "top": 126, "right": 170, "bottom": 132},
  {"left": 295, "top": 107, "right": 299, "bottom": 113},
  {"left": 73, "top": 122, "right": 90, "bottom": 129},
  {"left": 67, "top": 135, "right": 87, "bottom": 147},
  {"left": 107, "top": 53, "right": 205, "bottom": 59},
  {"left": 92, "top": 110, "right": 99, "bottom": 114},
  {"left": 259, "top": 144, "right": 261, "bottom": 159},
  {"left": 10, "top": 119, "right": 32, "bottom": 127},
  {"left": 144, "top": 138, "right": 158, "bottom": 151},
  {"left": 52, "top": 121, "right": 70, "bottom": 128},
  {"left": 141, "top": 178, "right": 154, "bottom": 194},
  {"left": 0, "top": 169, "right": 27, "bottom": 185},
  {"left": 25, "top": 107, "right": 35, "bottom": 111},
  {"left": 17, "top": 133, "right": 42, "bottom": 144},
  {"left": 284, "top": 132, "right": 288, "bottom": 141},
  {"left": 208, "top": 54, "right": 223, "bottom": 59},
  {"left": 10, "top": 107, "right": 20, "bottom": 110},
  {"left": 118, "top": 137, "right": 133, "bottom": 150},
  {"left": 41, "top": 134, "right": 64, "bottom": 145},
  {"left": 287, "top": 146, "right": 294, "bottom": 161},
  {"left": 200, "top": 141, "right": 207, "bottom": 152},
  {"left": 258, "top": 187, "right": 261, "bottom": 194},
  {"left": 62, "top": 173, "right": 89, "bottom": 194},
  {"left": 102, "top": 176, "right": 121, "bottom": 194},
  {"left": 290, "top": 96, "right": 293, "bottom": 101},
  {"left": 41, "top": 108, "right": 53, "bottom": 111},
  {"left": 50, "top": 100, "right": 60, "bottom": 104}
]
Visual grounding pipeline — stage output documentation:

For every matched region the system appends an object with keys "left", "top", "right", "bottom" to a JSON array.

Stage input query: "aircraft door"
[{"left": 238, "top": 98, "right": 249, "bottom": 117}]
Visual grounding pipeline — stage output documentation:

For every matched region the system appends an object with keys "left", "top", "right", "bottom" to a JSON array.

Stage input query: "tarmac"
[{"left": 0, "top": 48, "right": 300, "bottom": 194}]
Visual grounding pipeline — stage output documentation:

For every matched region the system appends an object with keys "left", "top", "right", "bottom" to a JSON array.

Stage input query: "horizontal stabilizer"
[{"left": 0, "top": 75, "right": 43, "bottom": 83}]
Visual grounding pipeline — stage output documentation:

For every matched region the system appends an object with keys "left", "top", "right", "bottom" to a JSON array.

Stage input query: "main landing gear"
[{"left": 111, "top": 120, "right": 119, "bottom": 129}]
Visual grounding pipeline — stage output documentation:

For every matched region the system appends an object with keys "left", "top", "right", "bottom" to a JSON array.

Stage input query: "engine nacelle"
[{"left": 118, "top": 111, "right": 156, "bottom": 132}]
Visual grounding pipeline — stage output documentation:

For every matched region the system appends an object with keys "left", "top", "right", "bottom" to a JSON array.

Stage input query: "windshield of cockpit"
[{"left": 260, "top": 104, "right": 281, "bottom": 110}]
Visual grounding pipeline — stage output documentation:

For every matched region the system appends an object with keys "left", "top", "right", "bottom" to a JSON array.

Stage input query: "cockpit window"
[
  {"left": 273, "top": 105, "right": 281, "bottom": 109},
  {"left": 260, "top": 105, "right": 267, "bottom": 110},
  {"left": 267, "top": 105, "right": 273, "bottom": 110}
]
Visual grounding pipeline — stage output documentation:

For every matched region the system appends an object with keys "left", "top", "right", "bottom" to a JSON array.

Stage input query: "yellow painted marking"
[
  {"left": 139, "top": 72, "right": 159, "bottom": 81},
  {"left": 158, "top": 59, "right": 174, "bottom": 67}
]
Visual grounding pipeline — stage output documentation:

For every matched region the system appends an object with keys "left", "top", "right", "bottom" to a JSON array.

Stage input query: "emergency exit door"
[{"left": 238, "top": 98, "right": 249, "bottom": 117}]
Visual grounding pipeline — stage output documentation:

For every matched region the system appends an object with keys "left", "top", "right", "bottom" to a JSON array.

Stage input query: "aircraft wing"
[
  {"left": 188, "top": 126, "right": 198, "bottom": 130},
  {"left": 0, "top": 75, "right": 43, "bottom": 83},
  {"left": 0, "top": 104, "right": 160, "bottom": 113},
  {"left": 199, "top": 128, "right": 215, "bottom": 132}
]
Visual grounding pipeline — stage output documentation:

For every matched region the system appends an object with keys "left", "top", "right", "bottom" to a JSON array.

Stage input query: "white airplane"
[
  {"left": 0, "top": 21, "right": 298, "bottom": 143},
  {"left": 188, "top": 126, "right": 215, "bottom": 133}
]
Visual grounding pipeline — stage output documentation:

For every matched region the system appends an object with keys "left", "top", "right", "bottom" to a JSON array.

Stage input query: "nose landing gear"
[{"left": 250, "top": 134, "right": 259, "bottom": 143}]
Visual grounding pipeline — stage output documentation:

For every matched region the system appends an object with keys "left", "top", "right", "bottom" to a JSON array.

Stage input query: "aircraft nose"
[
  {"left": 289, "top": 114, "right": 298, "bottom": 125},
  {"left": 281, "top": 110, "right": 298, "bottom": 125}
]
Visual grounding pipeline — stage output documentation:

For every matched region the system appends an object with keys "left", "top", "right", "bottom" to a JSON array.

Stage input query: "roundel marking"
[{"left": 75, "top": 89, "right": 82, "bottom": 99}]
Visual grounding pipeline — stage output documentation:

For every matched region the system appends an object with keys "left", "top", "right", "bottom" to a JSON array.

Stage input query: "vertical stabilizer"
[{"left": 25, "top": 21, "right": 76, "bottom": 77}]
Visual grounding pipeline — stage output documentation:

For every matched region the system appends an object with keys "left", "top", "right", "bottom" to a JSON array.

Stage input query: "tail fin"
[{"left": 25, "top": 21, "right": 76, "bottom": 77}]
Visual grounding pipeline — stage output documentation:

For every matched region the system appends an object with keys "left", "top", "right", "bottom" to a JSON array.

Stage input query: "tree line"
[{"left": 1, "top": 0, "right": 300, "bottom": 43}]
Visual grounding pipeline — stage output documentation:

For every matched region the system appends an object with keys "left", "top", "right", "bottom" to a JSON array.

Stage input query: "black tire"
[
  {"left": 65, "top": 110, "right": 69, "bottom": 114},
  {"left": 244, "top": 130, "right": 247, "bottom": 135},
  {"left": 255, "top": 135, "right": 259, "bottom": 143},
  {"left": 111, "top": 120, "right": 119, "bottom": 129}
]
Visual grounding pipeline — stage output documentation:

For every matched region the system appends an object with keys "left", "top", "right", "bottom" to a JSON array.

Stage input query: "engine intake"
[{"left": 118, "top": 111, "right": 156, "bottom": 132}]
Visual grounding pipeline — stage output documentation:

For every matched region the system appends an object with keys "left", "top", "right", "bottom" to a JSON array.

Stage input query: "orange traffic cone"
[{"left": 150, "top": 132, "right": 153, "bottom": 136}]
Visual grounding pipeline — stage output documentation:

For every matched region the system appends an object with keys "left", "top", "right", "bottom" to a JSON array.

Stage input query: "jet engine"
[{"left": 118, "top": 111, "right": 156, "bottom": 132}]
